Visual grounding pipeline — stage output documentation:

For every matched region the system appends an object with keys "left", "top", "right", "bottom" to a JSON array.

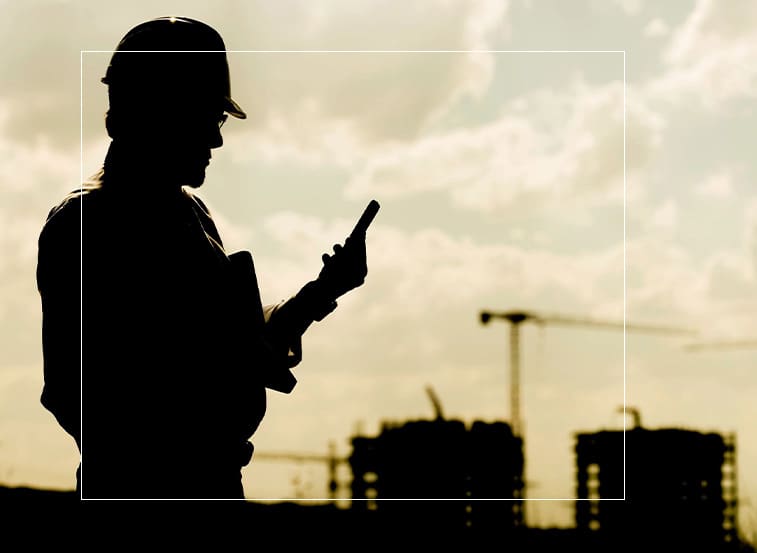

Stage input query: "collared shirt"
[{"left": 37, "top": 169, "right": 295, "bottom": 498}]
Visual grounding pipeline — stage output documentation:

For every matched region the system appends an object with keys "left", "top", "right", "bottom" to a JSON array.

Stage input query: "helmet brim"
[{"left": 225, "top": 96, "right": 246, "bottom": 119}]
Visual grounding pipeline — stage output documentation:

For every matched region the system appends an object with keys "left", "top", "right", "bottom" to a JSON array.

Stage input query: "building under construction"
[
  {"left": 349, "top": 417, "right": 524, "bottom": 534},
  {"left": 575, "top": 425, "right": 739, "bottom": 551}
]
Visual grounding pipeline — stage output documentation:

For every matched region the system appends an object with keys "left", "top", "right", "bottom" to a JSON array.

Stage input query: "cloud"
[
  {"left": 695, "top": 170, "right": 733, "bottom": 199},
  {"left": 625, "top": 237, "right": 703, "bottom": 321},
  {"left": 0, "top": 1, "right": 99, "bottom": 149},
  {"left": 688, "top": 197, "right": 757, "bottom": 338},
  {"left": 226, "top": 104, "right": 363, "bottom": 168},
  {"left": 746, "top": 198, "right": 757, "bottom": 276},
  {"left": 1, "top": 0, "right": 510, "bottom": 160},
  {"left": 222, "top": 0, "right": 510, "bottom": 164},
  {"left": 705, "top": 251, "right": 755, "bottom": 303},
  {"left": 648, "top": 198, "right": 677, "bottom": 232},
  {"left": 613, "top": 0, "right": 644, "bottom": 16},
  {"left": 0, "top": 99, "right": 80, "bottom": 366},
  {"left": 664, "top": 0, "right": 757, "bottom": 65},
  {"left": 646, "top": 0, "right": 757, "bottom": 107},
  {"left": 256, "top": 211, "right": 626, "bottom": 326},
  {"left": 643, "top": 18, "right": 669, "bottom": 38},
  {"left": 346, "top": 78, "right": 664, "bottom": 215},
  {"left": 626, "top": 196, "right": 757, "bottom": 340}
]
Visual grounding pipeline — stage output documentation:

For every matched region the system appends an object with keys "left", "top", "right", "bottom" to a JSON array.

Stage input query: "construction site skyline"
[{"left": 3, "top": 410, "right": 751, "bottom": 550}]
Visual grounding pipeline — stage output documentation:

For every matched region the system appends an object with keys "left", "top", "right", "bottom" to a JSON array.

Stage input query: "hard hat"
[{"left": 102, "top": 16, "right": 246, "bottom": 119}]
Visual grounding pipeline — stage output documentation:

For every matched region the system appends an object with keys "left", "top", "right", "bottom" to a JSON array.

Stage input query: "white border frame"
[{"left": 80, "top": 49, "right": 627, "bottom": 503}]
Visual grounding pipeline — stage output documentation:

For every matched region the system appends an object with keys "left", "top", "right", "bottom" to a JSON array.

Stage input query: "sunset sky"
[{"left": 1, "top": 0, "right": 756, "bottom": 532}]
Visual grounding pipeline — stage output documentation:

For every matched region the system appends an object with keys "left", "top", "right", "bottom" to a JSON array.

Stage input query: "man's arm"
[
  {"left": 261, "top": 231, "right": 369, "bottom": 371},
  {"left": 37, "top": 202, "right": 82, "bottom": 449}
]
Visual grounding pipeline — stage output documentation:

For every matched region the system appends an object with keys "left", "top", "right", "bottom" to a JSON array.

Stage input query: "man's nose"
[{"left": 208, "top": 125, "right": 223, "bottom": 149}]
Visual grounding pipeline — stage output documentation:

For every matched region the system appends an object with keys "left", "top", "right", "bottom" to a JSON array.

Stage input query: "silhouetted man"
[{"left": 36, "top": 16, "right": 368, "bottom": 499}]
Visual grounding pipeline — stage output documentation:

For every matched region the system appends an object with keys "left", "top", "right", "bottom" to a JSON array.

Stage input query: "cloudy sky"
[{"left": 1, "top": 0, "right": 756, "bottom": 531}]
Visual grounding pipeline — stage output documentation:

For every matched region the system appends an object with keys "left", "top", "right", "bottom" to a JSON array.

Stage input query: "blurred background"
[{"left": 1, "top": 0, "right": 756, "bottom": 547}]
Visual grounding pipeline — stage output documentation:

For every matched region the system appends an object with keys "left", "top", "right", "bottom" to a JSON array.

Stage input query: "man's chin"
[{"left": 183, "top": 170, "right": 207, "bottom": 189}]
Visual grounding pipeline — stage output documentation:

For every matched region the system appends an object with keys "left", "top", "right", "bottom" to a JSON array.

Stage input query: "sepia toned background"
[{"left": 0, "top": 0, "right": 755, "bottom": 534}]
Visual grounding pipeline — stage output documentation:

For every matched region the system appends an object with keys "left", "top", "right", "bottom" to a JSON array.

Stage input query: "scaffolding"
[
  {"left": 349, "top": 418, "right": 525, "bottom": 532},
  {"left": 575, "top": 426, "right": 739, "bottom": 551}
]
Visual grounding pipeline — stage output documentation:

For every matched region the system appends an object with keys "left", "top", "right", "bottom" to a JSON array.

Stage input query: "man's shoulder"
[{"left": 41, "top": 174, "right": 107, "bottom": 237}]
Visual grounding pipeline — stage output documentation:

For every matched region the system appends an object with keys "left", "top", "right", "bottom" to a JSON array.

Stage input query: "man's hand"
[{"left": 317, "top": 235, "right": 367, "bottom": 301}]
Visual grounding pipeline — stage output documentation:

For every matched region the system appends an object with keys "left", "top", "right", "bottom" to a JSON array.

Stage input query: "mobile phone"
[{"left": 349, "top": 199, "right": 380, "bottom": 239}]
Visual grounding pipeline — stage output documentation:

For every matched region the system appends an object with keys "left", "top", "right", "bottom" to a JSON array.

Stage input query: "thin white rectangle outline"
[{"left": 80, "top": 49, "right": 627, "bottom": 502}]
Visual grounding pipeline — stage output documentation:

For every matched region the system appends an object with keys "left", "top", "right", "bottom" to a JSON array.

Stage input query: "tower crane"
[
  {"left": 683, "top": 338, "right": 757, "bottom": 352},
  {"left": 253, "top": 441, "right": 348, "bottom": 502},
  {"left": 478, "top": 309, "right": 696, "bottom": 438},
  {"left": 478, "top": 308, "right": 696, "bottom": 516}
]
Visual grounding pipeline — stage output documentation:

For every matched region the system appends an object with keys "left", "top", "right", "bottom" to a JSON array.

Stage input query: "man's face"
[
  {"left": 147, "top": 107, "right": 226, "bottom": 189},
  {"left": 132, "top": 104, "right": 225, "bottom": 188}
]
